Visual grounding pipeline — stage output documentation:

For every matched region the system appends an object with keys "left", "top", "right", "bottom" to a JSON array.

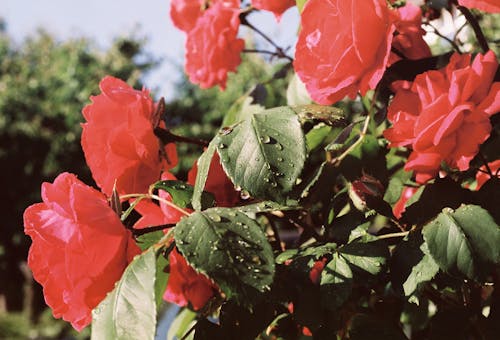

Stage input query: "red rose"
[
  {"left": 164, "top": 248, "right": 218, "bottom": 310},
  {"left": 458, "top": 0, "right": 500, "bottom": 13},
  {"left": 23, "top": 173, "right": 140, "bottom": 331},
  {"left": 133, "top": 172, "right": 187, "bottom": 229},
  {"left": 170, "top": 0, "right": 204, "bottom": 32},
  {"left": 309, "top": 258, "right": 327, "bottom": 284},
  {"left": 393, "top": 186, "right": 418, "bottom": 219},
  {"left": 294, "top": 0, "right": 395, "bottom": 105},
  {"left": 185, "top": 1, "right": 244, "bottom": 89},
  {"left": 81, "top": 76, "right": 177, "bottom": 196},
  {"left": 390, "top": 3, "right": 431, "bottom": 64},
  {"left": 476, "top": 159, "right": 500, "bottom": 189},
  {"left": 384, "top": 51, "right": 500, "bottom": 183},
  {"left": 251, "top": 0, "right": 295, "bottom": 21},
  {"left": 187, "top": 152, "right": 240, "bottom": 207}
]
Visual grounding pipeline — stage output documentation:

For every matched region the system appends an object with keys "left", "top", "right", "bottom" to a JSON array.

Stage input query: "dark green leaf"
[
  {"left": 320, "top": 253, "right": 353, "bottom": 310},
  {"left": 154, "top": 252, "right": 169, "bottom": 308},
  {"left": 293, "top": 104, "right": 345, "bottom": 127},
  {"left": 174, "top": 207, "right": 275, "bottom": 304},
  {"left": 91, "top": 249, "right": 156, "bottom": 340},
  {"left": 423, "top": 205, "right": 500, "bottom": 280},
  {"left": 348, "top": 314, "right": 407, "bottom": 340},
  {"left": 340, "top": 240, "right": 389, "bottom": 277},
  {"left": 136, "top": 230, "right": 165, "bottom": 251},
  {"left": 216, "top": 106, "right": 306, "bottom": 202},
  {"left": 234, "top": 200, "right": 300, "bottom": 215},
  {"left": 403, "top": 242, "right": 439, "bottom": 296},
  {"left": 305, "top": 123, "right": 332, "bottom": 151}
]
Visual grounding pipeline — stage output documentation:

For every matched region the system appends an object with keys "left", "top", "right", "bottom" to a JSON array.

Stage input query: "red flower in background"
[
  {"left": 476, "top": 159, "right": 500, "bottom": 189},
  {"left": 390, "top": 3, "right": 431, "bottom": 64},
  {"left": 384, "top": 51, "right": 500, "bottom": 183},
  {"left": 185, "top": 1, "right": 244, "bottom": 89},
  {"left": 294, "top": 0, "right": 394, "bottom": 105},
  {"left": 188, "top": 152, "right": 240, "bottom": 207},
  {"left": 81, "top": 76, "right": 177, "bottom": 196},
  {"left": 170, "top": 0, "right": 205, "bottom": 32},
  {"left": 393, "top": 186, "right": 418, "bottom": 219},
  {"left": 252, "top": 0, "right": 296, "bottom": 21},
  {"left": 164, "top": 248, "right": 219, "bottom": 310},
  {"left": 23, "top": 173, "right": 140, "bottom": 331},
  {"left": 458, "top": 0, "right": 500, "bottom": 13}
]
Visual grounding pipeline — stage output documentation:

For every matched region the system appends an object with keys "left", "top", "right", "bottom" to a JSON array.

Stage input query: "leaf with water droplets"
[
  {"left": 216, "top": 106, "right": 306, "bottom": 202},
  {"left": 91, "top": 248, "right": 157, "bottom": 340},
  {"left": 174, "top": 207, "right": 275, "bottom": 305},
  {"left": 192, "top": 140, "right": 217, "bottom": 211}
]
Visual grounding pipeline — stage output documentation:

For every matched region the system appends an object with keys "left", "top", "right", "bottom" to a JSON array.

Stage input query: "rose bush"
[
  {"left": 384, "top": 51, "right": 500, "bottom": 183},
  {"left": 294, "top": 0, "right": 395, "bottom": 104},
  {"left": 23, "top": 172, "right": 140, "bottom": 330},
  {"left": 81, "top": 76, "right": 177, "bottom": 196}
]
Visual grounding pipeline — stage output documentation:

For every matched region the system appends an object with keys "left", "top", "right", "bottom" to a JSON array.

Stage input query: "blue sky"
[{"left": 1, "top": 0, "right": 299, "bottom": 100}]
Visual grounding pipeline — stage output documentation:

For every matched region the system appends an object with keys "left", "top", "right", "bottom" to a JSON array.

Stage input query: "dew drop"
[
  {"left": 240, "top": 190, "right": 251, "bottom": 200},
  {"left": 220, "top": 126, "right": 233, "bottom": 135},
  {"left": 277, "top": 157, "right": 284, "bottom": 162},
  {"left": 260, "top": 135, "right": 271, "bottom": 144},
  {"left": 234, "top": 185, "right": 242, "bottom": 192},
  {"left": 276, "top": 143, "right": 283, "bottom": 150},
  {"left": 219, "top": 143, "right": 227, "bottom": 149}
]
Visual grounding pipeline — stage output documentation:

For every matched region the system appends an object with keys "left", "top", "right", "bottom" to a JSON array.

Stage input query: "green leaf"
[
  {"left": 403, "top": 242, "right": 439, "bottom": 296},
  {"left": 216, "top": 106, "right": 306, "bottom": 202},
  {"left": 174, "top": 207, "right": 275, "bottom": 304},
  {"left": 423, "top": 205, "right": 500, "bottom": 280},
  {"left": 286, "top": 73, "right": 312, "bottom": 106},
  {"left": 234, "top": 200, "right": 300, "bottom": 215},
  {"left": 153, "top": 180, "right": 215, "bottom": 210},
  {"left": 340, "top": 240, "right": 388, "bottom": 277},
  {"left": 293, "top": 104, "right": 345, "bottom": 127},
  {"left": 91, "top": 249, "right": 157, "bottom": 340},
  {"left": 154, "top": 252, "right": 169, "bottom": 308},
  {"left": 167, "top": 308, "right": 196, "bottom": 340},
  {"left": 320, "top": 253, "right": 353, "bottom": 310},
  {"left": 306, "top": 123, "right": 332, "bottom": 151},
  {"left": 136, "top": 230, "right": 165, "bottom": 251},
  {"left": 192, "top": 140, "right": 217, "bottom": 211}
]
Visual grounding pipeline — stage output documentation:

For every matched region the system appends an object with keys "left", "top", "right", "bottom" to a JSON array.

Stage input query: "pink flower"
[
  {"left": 185, "top": 1, "right": 244, "bottom": 89},
  {"left": 252, "top": 0, "right": 296, "bottom": 21},
  {"left": 81, "top": 76, "right": 177, "bottom": 196},
  {"left": 23, "top": 173, "right": 140, "bottom": 331},
  {"left": 458, "top": 0, "right": 500, "bottom": 13},
  {"left": 170, "top": 0, "right": 205, "bottom": 32},
  {"left": 164, "top": 248, "right": 218, "bottom": 310},
  {"left": 393, "top": 186, "right": 418, "bottom": 219},
  {"left": 384, "top": 51, "right": 500, "bottom": 183},
  {"left": 294, "top": 0, "right": 394, "bottom": 104},
  {"left": 390, "top": 3, "right": 431, "bottom": 64}
]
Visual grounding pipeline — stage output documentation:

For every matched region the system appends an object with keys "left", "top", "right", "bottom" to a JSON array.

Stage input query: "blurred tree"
[{"left": 0, "top": 25, "right": 156, "bottom": 317}]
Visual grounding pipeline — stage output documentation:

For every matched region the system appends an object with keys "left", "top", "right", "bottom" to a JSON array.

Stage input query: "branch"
[
  {"left": 457, "top": 5, "right": 490, "bottom": 53},
  {"left": 154, "top": 127, "right": 209, "bottom": 147},
  {"left": 131, "top": 223, "right": 176, "bottom": 237}
]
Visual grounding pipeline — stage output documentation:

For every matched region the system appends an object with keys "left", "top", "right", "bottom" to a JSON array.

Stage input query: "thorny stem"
[
  {"left": 240, "top": 16, "right": 294, "bottom": 62},
  {"left": 154, "top": 127, "right": 209, "bottom": 147},
  {"left": 457, "top": 5, "right": 490, "bottom": 53},
  {"left": 132, "top": 223, "right": 176, "bottom": 237}
]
